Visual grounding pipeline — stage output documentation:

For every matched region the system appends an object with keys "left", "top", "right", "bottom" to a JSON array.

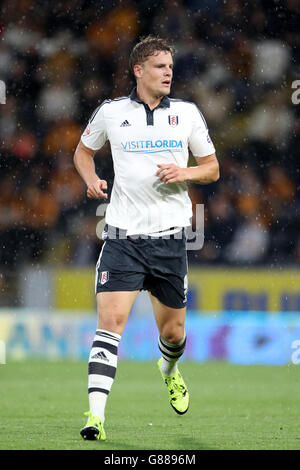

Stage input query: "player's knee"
[
  {"left": 160, "top": 323, "right": 185, "bottom": 344},
  {"left": 98, "top": 312, "right": 126, "bottom": 335}
]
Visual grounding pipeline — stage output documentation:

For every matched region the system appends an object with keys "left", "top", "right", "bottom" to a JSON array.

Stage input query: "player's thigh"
[
  {"left": 96, "top": 290, "right": 139, "bottom": 335},
  {"left": 149, "top": 293, "right": 186, "bottom": 343}
]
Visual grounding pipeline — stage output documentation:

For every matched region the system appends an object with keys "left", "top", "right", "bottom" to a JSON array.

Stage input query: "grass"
[{"left": 0, "top": 360, "right": 299, "bottom": 450}]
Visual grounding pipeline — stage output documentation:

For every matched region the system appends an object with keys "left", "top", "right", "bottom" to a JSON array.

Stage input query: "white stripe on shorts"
[{"left": 95, "top": 241, "right": 106, "bottom": 294}]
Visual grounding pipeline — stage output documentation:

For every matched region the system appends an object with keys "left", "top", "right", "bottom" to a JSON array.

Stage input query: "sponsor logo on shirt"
[
  {"left": 121, "top": 139, "right": 183, "bottom": 153},
  {"left": 120, "top": 119, "right": 131, "bottom": 127}
]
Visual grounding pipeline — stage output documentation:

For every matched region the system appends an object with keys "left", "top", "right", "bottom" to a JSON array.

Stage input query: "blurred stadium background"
[{"left": 0, "top": 0, "right": 300, "bottom": 367}]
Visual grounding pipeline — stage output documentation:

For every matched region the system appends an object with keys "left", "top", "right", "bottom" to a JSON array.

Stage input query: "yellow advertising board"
[
  {"left": 53, "top": 267, "right": 300, "bottom": 312},
  {"left": 54, "top": 269, "right": 95, "bottom": 310},
  {"left": 188, "top": 268, "right": 300, "bottom": 312}
]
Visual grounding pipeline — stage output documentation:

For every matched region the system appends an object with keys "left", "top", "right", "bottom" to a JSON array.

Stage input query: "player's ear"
[{"left": 133, "top": 64, "right": 143, "bottom": 79}]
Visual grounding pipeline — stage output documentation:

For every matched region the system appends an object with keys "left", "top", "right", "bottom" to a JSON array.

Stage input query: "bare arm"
[
  {"left": 74, "top": 140, "right": 108, "bottom": 199},
  {"left": 185, "top": 153, "right": 220, "bottom": 183},
  {"left": 156, "top": 153, "right": 220, "bottom": 184}
]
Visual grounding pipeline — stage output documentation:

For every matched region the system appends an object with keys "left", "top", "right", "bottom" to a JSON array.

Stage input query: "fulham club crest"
[
  {"left": 168, "top": 115, "right": 178, "bottom": 127},
  {"left": 100, "top": 271, "right": 109, "bottom": 285}
]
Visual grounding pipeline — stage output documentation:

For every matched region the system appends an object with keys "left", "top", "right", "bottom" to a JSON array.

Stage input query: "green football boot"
[
  {"left": 157, "top": 358, "right": 189, "bottom": 415},
  {"left": 80, "top": 411, "right": 106, "bottom": 441}
]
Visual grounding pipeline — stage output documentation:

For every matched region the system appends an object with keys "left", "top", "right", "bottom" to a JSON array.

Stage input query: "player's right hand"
[{"left": 87, "top": 179, "right": 108, "bottom": 199}]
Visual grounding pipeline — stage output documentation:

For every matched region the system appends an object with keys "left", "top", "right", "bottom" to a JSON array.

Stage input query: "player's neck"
[{"left": 136, "top": 86, "right": 164, "bottom": 110}]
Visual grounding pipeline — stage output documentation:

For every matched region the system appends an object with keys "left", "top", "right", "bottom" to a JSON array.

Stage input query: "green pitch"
[{"left": 0, "top": 360, "right": 299, "bottom": 450}]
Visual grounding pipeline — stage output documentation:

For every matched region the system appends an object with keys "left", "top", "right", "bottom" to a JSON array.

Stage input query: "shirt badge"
[
  {"left": 168, "top": 115, "right": 178, "bottom": 127},
  {"left": 83, "top": 125, "right": 91, "bottom": 136}
]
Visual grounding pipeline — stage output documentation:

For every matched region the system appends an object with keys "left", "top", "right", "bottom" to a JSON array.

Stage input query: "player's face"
[{"left": 136, "top": 51, "right": 173, "bottom": 98}]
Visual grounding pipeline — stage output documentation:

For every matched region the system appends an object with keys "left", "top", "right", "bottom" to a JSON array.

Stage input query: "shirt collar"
[{"left": 129, "top": 88, "right": 170, "bottom": 109}]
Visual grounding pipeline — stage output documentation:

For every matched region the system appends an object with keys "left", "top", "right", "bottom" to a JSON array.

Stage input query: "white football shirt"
[{"left": 81, "top": 89, "right": 215, "bottom": 236}]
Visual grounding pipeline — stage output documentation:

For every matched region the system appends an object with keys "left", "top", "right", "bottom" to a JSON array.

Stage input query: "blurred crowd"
[{"left": 0, "top": 0, "right": 299, "bottom": 275}]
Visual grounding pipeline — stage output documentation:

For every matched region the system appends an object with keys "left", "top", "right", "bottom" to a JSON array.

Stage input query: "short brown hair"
[{"left": 129, "top": 35, "right": 175, "bottom": 75}]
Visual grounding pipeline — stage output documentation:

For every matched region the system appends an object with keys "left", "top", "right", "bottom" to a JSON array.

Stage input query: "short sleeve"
[
  {"left": 81, "top": 102, "right": 108, "bottom": 151},
  {"left": 188, "top": 104, "right": 215, "bottom": 157}
]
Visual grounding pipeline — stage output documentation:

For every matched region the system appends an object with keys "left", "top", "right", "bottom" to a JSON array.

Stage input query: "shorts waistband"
[{"left": 103, "top": 225, "right": 184, "bottom": 240}]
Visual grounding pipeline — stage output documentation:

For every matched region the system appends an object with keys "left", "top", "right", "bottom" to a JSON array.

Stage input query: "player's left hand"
[{"left": 156, "top": 163, "right": 187, "bottom": 184}]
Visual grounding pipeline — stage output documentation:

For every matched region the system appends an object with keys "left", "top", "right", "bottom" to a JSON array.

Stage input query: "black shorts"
[{"left": 95, "top": 226, "right": 188, "bottom": 309}]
